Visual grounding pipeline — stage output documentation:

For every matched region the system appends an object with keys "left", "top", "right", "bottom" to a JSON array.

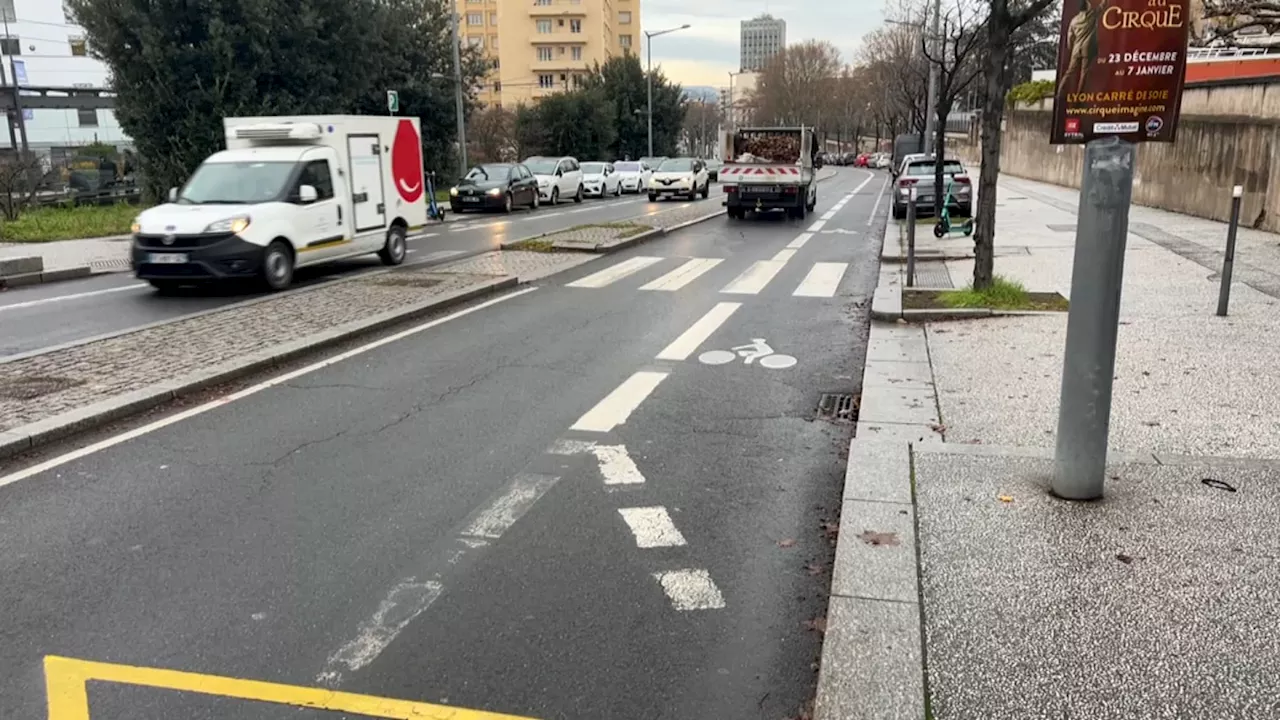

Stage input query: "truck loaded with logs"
[{"left": 717, "top": 126, "right": 818, "bottom": 220}]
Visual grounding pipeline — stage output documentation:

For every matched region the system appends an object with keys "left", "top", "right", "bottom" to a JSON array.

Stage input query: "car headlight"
[
  {"left": 487, "top": 187, "right": 502, "bottom": 196},
  {"left": 204, "top": 215, "right": 251, "bottom": 234},
  {"left": 130, "top": 218, "right": 141, "bottom": 234},
  {"left": 538, "top": 178, "right": 549, "bottom": 187},
  {"left": 449, "top": 187, "right": 459, "bottom": 197}
]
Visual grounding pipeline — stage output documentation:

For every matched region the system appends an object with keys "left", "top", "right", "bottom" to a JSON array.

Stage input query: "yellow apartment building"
[{"left": 456, "top": 0, "right": 640, "bottom": 108}]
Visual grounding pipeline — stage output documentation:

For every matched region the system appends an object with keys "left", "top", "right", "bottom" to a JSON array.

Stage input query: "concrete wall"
[{"left": 998, "top": 85, "right": 1280, "bottom": 229}]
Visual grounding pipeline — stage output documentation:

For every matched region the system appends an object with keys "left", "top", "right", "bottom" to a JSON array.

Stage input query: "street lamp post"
[
  {"left": 644, "top": 24, "right": 690, "bottom": 158},
  {"left": 728, "top": 71, "right": 744, "bottom": 133},
  {"left": 448, "top": 9, "right": 468, "bottom": 177}
]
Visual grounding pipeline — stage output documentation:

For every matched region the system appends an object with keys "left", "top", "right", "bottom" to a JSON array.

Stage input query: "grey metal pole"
[
  {"left": 646, "top": 34, "right": 654, "bottom": 158},
  {"left": 922, "top": 0, "right": 940, "bottom": 155},
  {"left": 1051, "top": 137, "right": 1136, "bottom": 501},
  {"left": 1216, "top": 185, "right": 1243, "bottom": 317},
  {"left": 2, "top": 16, "right": 26, "bottom": 153},
  {"left": 449, "top": 11, "right": 467, "bottom": 177},
  {"left": 906, "top": 187, "right": 917, "bottom": 287}
]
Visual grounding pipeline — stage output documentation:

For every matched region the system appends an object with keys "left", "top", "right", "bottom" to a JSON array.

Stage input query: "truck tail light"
[
  {"left": 783, "top": 186, "right": 798, "bottom": 194},
  {"left": 725, "top": 185, "right": 737, "bottom": 193}
]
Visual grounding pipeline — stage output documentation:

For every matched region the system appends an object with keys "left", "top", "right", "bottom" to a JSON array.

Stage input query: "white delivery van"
[{"left": 130, "top": 115, "right": 428, "bottom": 292}]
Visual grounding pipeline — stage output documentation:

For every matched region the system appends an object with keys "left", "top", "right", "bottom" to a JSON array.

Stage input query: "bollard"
[
  {"left": 906, "top": 187, "right": 917, "bottom": 287},
  {"left": 1216, "top": 185, "right": 1243, "bottom": 317}
]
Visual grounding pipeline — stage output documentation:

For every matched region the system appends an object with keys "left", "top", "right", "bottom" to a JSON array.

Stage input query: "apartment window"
[
  {"left": 467, "top": 12, "right": 482, "bottom": 26},
  {"left": 69, "top": 37, "right": 88, "bottom": 56},
  {"left": 494, "top": 81, "right": 501, "bottom": 92},
  {"left": 0, "top": 0, "right": 13, "bottom": 23},
  {"left": 570, "top": 19, "right": 581, "bottom": 33},
  {"left": 534, "top": 0, "right": 552, "bottom": 4},
  {"left": 619, "top": 11, "right": 631, "bottom": 24},
  {"left": 536, "top": 19, "right": 552, "bottom": 33},
  {"left": 467, "top": 0, "right": 482, "bottom": 3},
  {"left": 467, "top": 36, "right": 483, "bottom": 48},
  {"left": 619, "top": 34, "right": 631, "bottom": 49},
  {"left": 77, "top": 109, "right": 98, "bottom": 127},
  {"left": 537, "top": 46, "right": 553, "bottom": 62},
  {"left": 0, "top": 37, "right": 18, "bottom": 55},
  {"left": 488, "top": 11, "right": 497, "bottom": 24},
  {"left": 571, "top": 46, "right": 582, "bottom": 60},
  {"left": 489, "top": 34, "right": 498, "bottom": 49},
  {"left": 538, "top": 74, "right": 555, "bottom": 89}
]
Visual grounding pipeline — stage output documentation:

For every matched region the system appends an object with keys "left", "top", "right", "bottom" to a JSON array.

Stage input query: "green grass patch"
[
  {"left": 904, "top": 275, "right": 1069, "bottom": 312},
  {"left": 0, "top": 203, "right": 145, "bottom": 243},
  {"left": 433, "top": 188, "right": 451, "bottom": 204}
]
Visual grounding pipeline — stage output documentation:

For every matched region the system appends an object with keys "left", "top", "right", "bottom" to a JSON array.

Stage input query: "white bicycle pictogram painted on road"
[{"left": 698, "top": 338, "right": 797, "bottom": 369}]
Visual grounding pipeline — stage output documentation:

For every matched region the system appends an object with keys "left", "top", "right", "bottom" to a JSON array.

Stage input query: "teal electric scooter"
[{"left": 933, "top": 176, "right": 973, "bottom": 238}]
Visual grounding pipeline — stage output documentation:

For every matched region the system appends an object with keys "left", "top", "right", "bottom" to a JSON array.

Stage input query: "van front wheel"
[
  {"left": 261, "top": 240, "right": 294, "bottom": 291},
  {"left": 379, "top": 225, "right": 407, "bottom": 266}
]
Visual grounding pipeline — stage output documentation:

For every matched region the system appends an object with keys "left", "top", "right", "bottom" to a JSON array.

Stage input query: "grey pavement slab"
[
  {"left": 842, "top": 438, "right": 913, "bottom": 505},
  {"left": 813, "top": 596, "right": 924, "bottom": 720},
  {"left": 861, "top": 359, "right": 934, "bottom": 389},
  {"left": 858, "top": 385, "right": 939, "bottom": 425},
  {"left": 831, "top": 499, "right": 917, "bottom": 602},
  {"left": 855, "top": 420, "right": 943, "bottom": 444},
  {"left": 915, "top": 446, "right": 1280, "bottom": 720}
]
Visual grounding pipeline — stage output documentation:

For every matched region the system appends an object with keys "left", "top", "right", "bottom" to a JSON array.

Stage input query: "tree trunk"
[
  {"left": 934, "top": 98, "right": 952, "bottom": 218},
  {"left": 973, "top": 22, "right": 1010, "bottom": 290}
]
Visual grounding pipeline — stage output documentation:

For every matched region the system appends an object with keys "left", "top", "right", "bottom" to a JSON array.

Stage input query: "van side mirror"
[
  {"left": 168, "top": 187, "right": 178, "bottom": 202},
  {"left": 298, "top": 185, "right": 318, "bottom": 203}
]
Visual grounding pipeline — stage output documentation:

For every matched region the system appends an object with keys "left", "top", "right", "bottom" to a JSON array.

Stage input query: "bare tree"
[
  {"left": 857, "top": 23, "right": 930, "bottom": 145},
  {"left": 971, "top": 0, "right": 1058, "bottom": 289},
  {"left": 750, "top": 41, "right": 845, "bottom": 127},
  {"left": 1198, "top": 0, "right": 1280, "bottom": 41},
  {"left": 0, "top": 153, "right": 55, "bottom": 224},
  {"left": 682, "top": 101, "right": 722, "bottom": 158},
  {"left": 922, "top": 0, "right": 988, "bottom": 216},
  {"left": 468, "top": 106, "right": 517, "bottom": 163}
]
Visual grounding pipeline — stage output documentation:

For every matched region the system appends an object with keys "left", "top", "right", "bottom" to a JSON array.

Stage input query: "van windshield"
[{"left": 178, "top": 161, "right": 296, "bottom": 204}]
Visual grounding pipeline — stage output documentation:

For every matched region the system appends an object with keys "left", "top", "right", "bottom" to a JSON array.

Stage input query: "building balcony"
[
  {"left": 532, "top": 59, "right": 590, "bottom": 72},
  {"left": 529, "top": 33, "right": 588, "bottom": 44},
  {"left": 529, "top": 0, "right": 586, "bottom": 16}
]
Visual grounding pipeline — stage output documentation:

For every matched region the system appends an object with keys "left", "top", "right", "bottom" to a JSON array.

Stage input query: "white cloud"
[{"left": 640, "top": 0, "right": 886, "bottom": 87}]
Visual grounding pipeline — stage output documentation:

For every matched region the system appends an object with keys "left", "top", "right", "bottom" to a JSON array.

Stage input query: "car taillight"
[
  {"left": 898, "top": 178, "right": 918, "bottom": 187},
  {"left": 954, "top": 175, "right": 971, "bottom": 185}
]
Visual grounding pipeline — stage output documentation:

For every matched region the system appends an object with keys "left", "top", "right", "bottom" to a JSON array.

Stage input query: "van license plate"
[
  {"left": 148, "top": 253, "right": 188, "bottom": 264},
  {"left": 744, "top": 185, "right": 779, "bottom": 194}
]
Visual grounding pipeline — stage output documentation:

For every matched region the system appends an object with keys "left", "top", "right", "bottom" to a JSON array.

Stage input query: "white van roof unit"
[{"left": 227, "top": 122, "right": 324, "bottom": 144}]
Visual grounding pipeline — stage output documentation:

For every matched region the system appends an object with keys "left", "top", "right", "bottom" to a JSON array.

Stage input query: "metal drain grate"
[
  {"left": 0, "top": 375, "right": 85, "bottom": 400},
  {"left": 817, "top": 393, "right": 858, "bottom": 423},
  {"left": 89, "top": 258, "right": 131, "bottom": 271},
  {"left": 911, "top": 262, "right": 954, "bottom": 288},
  {"left": 368, "top": 276, "right": 444, "bottom": 289}
]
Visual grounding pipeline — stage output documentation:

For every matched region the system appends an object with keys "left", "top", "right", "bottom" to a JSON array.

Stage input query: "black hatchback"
[{"left": 449, "top": 163, "right": 541, "bottom": 213}]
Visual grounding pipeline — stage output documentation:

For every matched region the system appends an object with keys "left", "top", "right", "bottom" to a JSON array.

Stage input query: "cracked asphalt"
[{"left": 0, "top": 168, "right": 887, "bottom": 719}]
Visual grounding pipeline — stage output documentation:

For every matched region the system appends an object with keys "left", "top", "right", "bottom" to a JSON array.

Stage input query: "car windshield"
[
  {"left": 178, "top": 161, "right": 295, "bottom": 204},
  {"left": 906, "top": 161, "right": 965, "bottom": 176},
  {"left": 658, "top": 159, "right": 694, "bottom": 172},
  {"left": 615, "top": 162, "right": 641, "bottom": 172},
  {"left": 465, "top": 165, "right": 510, "bottom": 181},
  {"left": 639, "top": 157, "right": 664, "bottom": 167},
  {"left": 524, "top": 158, "right": 559, "bottom": 175},
  {"left": 580, "top": 163, "right": 605, "bottom": 174}
]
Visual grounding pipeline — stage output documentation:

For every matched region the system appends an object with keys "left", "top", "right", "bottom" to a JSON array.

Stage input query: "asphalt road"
[
  {"left": 0, "top": 167, "right": 889, "bottom": 720},
  {"left": 0, "top": 191, "right": 664, "bottom": 359}
]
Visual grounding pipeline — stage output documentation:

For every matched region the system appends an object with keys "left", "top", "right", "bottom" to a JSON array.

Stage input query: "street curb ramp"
[{"left": 0, "top": 276, "right": 516, "bottom": 462}]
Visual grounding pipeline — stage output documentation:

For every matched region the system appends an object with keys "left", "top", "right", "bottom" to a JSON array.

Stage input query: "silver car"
[{"left": 892, "top": 157, "right": 972, "bottom": 219}]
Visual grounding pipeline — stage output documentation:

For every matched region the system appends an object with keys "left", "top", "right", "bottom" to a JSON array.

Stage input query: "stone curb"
[
  {"left": 0, "top": 276, "right": 517, "bottom": 462},
  {"left": 0, "top": 266, "right": 94, "bottom": 289}
]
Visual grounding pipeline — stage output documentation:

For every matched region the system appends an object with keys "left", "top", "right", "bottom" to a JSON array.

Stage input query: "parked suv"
[
  {"left": 524, "top": 156, "right": 584, "bottom": 204},
  {"left": 892, "top": 156, "right": 971, "bottom": 219},
  {"left": 648, "top": 157, "right": 710, "bottom": 201}
]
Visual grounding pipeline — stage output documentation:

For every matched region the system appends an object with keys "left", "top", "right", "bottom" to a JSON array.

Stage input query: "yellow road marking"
[{"left": 44, "top": 655, "right": 538, "bottom": 720}]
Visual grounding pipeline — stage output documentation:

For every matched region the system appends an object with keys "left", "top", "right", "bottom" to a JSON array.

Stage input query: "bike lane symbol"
[{"left": 698, "top": 338, "right": 797, "bottom": 369}]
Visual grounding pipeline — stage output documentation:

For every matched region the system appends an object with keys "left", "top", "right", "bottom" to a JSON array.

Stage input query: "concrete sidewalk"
[
  {"left": 816, "top": 174, "right": 1280, "bottom": 719},
  {"left": 0, "top": 235, "right": 132, "bottom": 276}
]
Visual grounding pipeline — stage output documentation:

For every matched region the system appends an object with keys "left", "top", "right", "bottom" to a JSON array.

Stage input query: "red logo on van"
[{"left": 391, "top": 119, "right": 424, "bottom": 203}]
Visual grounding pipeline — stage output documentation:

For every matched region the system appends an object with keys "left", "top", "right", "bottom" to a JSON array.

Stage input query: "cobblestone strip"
[{"left": 0, "top": 265, "right": 506, "bottom": 433}]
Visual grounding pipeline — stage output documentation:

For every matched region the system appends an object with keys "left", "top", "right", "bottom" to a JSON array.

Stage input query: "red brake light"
[
  {"left": 954, "top": 176, "right": 971, "bottom": 185},
  {"left": 899, "top": 178, "right": 918, "bottom": 186}
]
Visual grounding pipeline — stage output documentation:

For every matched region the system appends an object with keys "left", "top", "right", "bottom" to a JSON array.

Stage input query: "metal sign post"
[
  {"left": 906, "top": 187, "right": 917, "bottom": 287},
  {"left": 1048, "top": 0, "right": 1192, "bottom": 500},
  {"left": 1216, "top": 185, "right": 1243, "bottom": 317}
]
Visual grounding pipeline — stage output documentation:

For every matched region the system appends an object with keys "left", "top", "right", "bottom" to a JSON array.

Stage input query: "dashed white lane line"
[
  {"left": 820, "top": 210, "right": 836, "bottom": 221},
  {"left": 570, "top": 371, "right": 668, "bottom": 433},
  {"left": 317, "top": 579, "right": 443, "bottom": 684},
  {"left": 869, "top": 174, "right": 891, "bottom": 224},
  {"left": 0, "top": 282, "right": 149, "bottom": 311},
  {"left": 618, "top": 507, "right": 686, "bottom": 547},
  {"left": 0, "top": 287, "right": 539, "bottom": 490},
  {"left": 547, "top": 438, "right": 597, "bottom": 455},
  {"left": 461, "top": 472, "right": 561, "bottom": 539},
  {"left": 807, "top": 219, "right": 827, "bottom": 232},
  {"left": 653, "top": 569, "right": 726, "bottom": 611},
  {"left": 655, "top": 302, "right": 740, "bottom": 361},
  {"left": 786, "top": 233, "right": 813, "bottom": 249},
  {"left": 590, "top": 444, "right": 646, "bottom": 485},
  {"left": 640, "top": 258, "right": 723, "bottom": 291},
  {"left": 566, "top": 256, "right": 664, "bottom": 288},
  {"left": 772, "top": 248, "right": 796, "bottom": 263},
  {"left": 793, "top": 262, "right": 849, "bottom": 298},
  {"left": 721, "top": 260, "right": 786, "bottom": 295}
]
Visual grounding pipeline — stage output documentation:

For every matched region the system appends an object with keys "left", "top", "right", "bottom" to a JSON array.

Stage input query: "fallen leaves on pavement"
[
  {"left": 856, "top": 530, "right": 900, "bottom": 546},
  {"left": 997, "top": 494, "right": 1014, "bottom": 503},
  {"left": 777, "top": 538, "right": 797, "bottom": 548},
  {"left": 803, "top": 616, "right": 828, "bottom": 634}
]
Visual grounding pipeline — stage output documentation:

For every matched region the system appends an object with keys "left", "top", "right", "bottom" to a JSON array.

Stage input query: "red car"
[{"left": 854, "top": 153, "right": 871, "bottom": 167}]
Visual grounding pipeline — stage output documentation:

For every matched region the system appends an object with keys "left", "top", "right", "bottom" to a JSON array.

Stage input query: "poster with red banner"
[{"left": 1050, "top": 0, "right": 1192, "bottom": 144}]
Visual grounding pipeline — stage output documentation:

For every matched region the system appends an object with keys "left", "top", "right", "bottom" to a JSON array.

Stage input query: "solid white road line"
[
  {"left": 640, "top": 258, "right": 723, "bottom": 292},
  {"left": 618, "top": 506, "right": 686, "bottom": 547},
  {"left": 570, "top": 371, "right": 668, "bottom": 433},
  {"left": 786, "top": 233, "right": 813, "bottom": 249},
  {"left": 653, "top": 568, "right": 726, "bottom": 611},
  {"left": 807, "top": 220, "right": 826, "bottom": 232},
  {"left": 849, "top": 170, "right": 875, "bottom": 196},
  {"left": 317, "top": 578, "right": 443, "bottom": 684},
  {"left": 591, "top": 444, "right": 645, "bottom": 485},
  {"left": 721, "top": 260, "right": 786, "bottom": 295},
  {"left": 793, "top": 262, "right": 849, "bottom": 298},
  {"left": 655, "top": 302, "right": 740, "bottom": 361},
  {"left": 566, "top": 256, "right": 664, "bottom": 288},
  {"left": 547, "top": 438, "right": 597, "bottom": 455},
  {"left": 820, "top": 210, "right": 836, "bottom": 221},
  {"left": 869, "top": 175, "right": 891, "bottom": 225},
  {"left": 461, "top": 472, "right": 561, "bottom": 539},
  {"left": 0, "top": 287, "right": 539, "bottom": 490},
  {"left": 0, "top": 282, "right": 149, "bottom": 312},
  {"left": 771, "top": 248, "right": 797, "bottom": 263}
]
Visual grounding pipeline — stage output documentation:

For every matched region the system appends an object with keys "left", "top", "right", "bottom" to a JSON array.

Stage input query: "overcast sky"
[{"left": 641, "top": 0, "right": 886, "bottom": 88}]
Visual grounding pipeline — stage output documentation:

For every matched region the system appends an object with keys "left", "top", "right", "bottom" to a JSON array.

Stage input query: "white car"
[
  {"left": 648, "top": 157, "right": 710, "bottom": 201},
  {"left": 613, "top": 161, "right": 651, "bottom": 194},
  {"left": 580, "top": 162, "right": 622, "bottom": 198},
  {"left": 524, "top": 155, "right": 584, "bottom": 204}
]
